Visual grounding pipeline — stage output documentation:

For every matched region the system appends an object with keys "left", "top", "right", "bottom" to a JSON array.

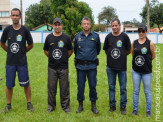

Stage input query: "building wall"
[{"left": 0, "top": 0, "right": 11, "bottom": 29}]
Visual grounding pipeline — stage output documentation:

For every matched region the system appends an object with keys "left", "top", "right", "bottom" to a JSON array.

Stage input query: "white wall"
[{"left": 0, "top": 31, "right": 163, "bottom": 44}]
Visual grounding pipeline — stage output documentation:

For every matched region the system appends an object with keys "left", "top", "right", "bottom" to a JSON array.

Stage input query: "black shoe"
[
  {"left": 146, "top": 111, "right": 151, "bottom": 117},
  {"left": 64, "top": 107, "right": 70, "bottom": 113},
  {"left": 47, "top": 105, "right": 55, "bottom": 113},
  {"left": 4, "top": 104, "right": 12, "bottom": 113},
  {"left": 91, "top": 102, "right": 99, "bottom": 114},
  {"left": 76, "top": 101, "right": 83, "bottom": 113},
  {"left": 27, "top": 103, "right": 34, "bottom": 112},
  {"left": 108, "top": 106, "right": 116, "bottom": 112},
  {"left": 131, "top": 110, "right": 138, "bottom": 115},
  {"left": 120, "top": 107, "right": 126, "bottom": 115}
]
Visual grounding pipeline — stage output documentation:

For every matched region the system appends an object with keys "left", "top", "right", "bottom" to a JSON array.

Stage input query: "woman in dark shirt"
[{"left": 131, "top": 23, "right": 155, "bottom": 117}]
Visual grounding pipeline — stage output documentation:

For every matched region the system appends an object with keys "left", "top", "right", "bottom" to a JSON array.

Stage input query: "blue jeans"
[
  {"left": 77, "top": 68, "right": 97, "bottom": 102},
  {"left": 106, "top": 67, "right": 127, "bottom": 108},
  {"left": 132, "top": 69, "right": 152, "bottom": 111}
]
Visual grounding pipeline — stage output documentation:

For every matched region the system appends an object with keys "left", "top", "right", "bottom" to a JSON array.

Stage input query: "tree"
[
  {"left": 98, "top": 6, "right": 118, "bottom": 25},
  {"left": 146, "top": 0, "right": 150, "bottom": 31},
  {"left": 140, "top": 0, "right": 163, "bottom": 33},
  {"left": 50, "top": 0, "right": 94, "bottom": 39},
  {"left": 123, "top": 18, "right": 140, "bottom": 27},
  {"left": 94, "top": 24, "right": 106, "bottom": 32},
  {"left": 25, "top": 0, "right": 53, "bottom": 30},
  {"left": 150, "top": 3, "right": 163, "bottom": 33}
]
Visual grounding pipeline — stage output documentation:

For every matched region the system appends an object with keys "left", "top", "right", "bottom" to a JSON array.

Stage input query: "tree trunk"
[{"left": 147, "top": 0, "right": 150, "bottom": 32}]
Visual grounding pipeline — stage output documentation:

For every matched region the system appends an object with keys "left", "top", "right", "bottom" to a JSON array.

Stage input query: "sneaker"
[
  {"left": 131, "top": 110, "right": 138, "bottom": 115},
  {"left": 47, "top": 105, "right": 55, "bottom": 113},
  {"left": 4, "top": 104, "right": 12, "bottom": 113},
  {"left": 108, "top": 106, "right": 116, "bottom": 112},
  {"left": 27, "top": 103, "right": 34, "bottom": 112},
  {"left": 120, "top": 107, "right": 126, "bottom": 115},
  {"left": 146, "top": 111, "right": 151, "bottom": 117}
]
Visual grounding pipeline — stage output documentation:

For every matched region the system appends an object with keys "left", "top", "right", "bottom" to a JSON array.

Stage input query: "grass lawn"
[{"left": 0, "top": 43, "right": 162, "bottom": 122}]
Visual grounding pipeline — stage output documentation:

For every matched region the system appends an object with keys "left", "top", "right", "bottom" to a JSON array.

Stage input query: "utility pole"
[
  {"left": 20, "top": 0, "right": 23, "bottom": 25},
  {"left": 146, "top": 0, "right": 150, "bottom": 32}
]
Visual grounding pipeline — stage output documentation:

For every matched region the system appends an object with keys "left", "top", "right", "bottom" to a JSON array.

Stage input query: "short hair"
[
  {"left": 81, "top": 17, "right": 91, "bottom": 24},
  {"left": 111, "top": 18, "right": 120, "bottom": 25},
  {"left": 11, "top": 8, "right": 21, "bottom": 16}
]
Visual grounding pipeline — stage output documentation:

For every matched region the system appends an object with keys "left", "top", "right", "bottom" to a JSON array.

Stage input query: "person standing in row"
[
  {"left": 103, "top": 18, "right": 131, "bottom": 115},
  {"left": 131, "top": 24, "right": 155, "bottom": 117},
  {"left": 43, "top": 18, "right": 73, "bottom": 113},
  {"left": 0, "top": 8, "right": 34, "bottom": 112},
  {"left": 74, "top": 17, "right": 101, "bottom": 114}
]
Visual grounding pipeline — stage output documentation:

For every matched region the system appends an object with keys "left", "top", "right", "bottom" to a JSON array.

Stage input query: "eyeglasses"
[{"left": 138, "top": 29, "right": 146, "bottom": 33}]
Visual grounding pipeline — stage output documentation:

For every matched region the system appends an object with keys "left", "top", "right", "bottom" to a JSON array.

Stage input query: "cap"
[
  {"left": 138, "top": 23, "right": 147, "bottom": 31},
  {"left": 53, "top": 18, "right": 62, "bottom": 24}
]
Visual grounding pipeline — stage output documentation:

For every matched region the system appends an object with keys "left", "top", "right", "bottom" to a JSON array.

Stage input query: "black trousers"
[{"left": 48, "top": 67, "right": 70, "bottom": 111}]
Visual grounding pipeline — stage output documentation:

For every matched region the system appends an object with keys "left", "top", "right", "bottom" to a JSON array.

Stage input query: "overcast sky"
[{"left": 11, "top": 0, "right": 163, "bottom": 24}]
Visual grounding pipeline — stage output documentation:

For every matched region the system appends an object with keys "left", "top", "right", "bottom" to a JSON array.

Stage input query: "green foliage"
[
  {"left": 98, "top": 6, "right": 118, "bottom": 25},
  {"left": 25, "top": 0, "right": 53, "bottom": 30},
  {"left": 140, "top": 0, "right": 163, "bottom": 33},
  {"left": 123, "top": 18, "right": 140, "bottom": 27},
  {"left": 0, "top": 43, "right": 162, "bottom": 121},
  {"left": 50, "top": 0, "right": 94, "bottom": 39},
  {"left": 94, "top": 24, "right": 106, "bottom": 32}
]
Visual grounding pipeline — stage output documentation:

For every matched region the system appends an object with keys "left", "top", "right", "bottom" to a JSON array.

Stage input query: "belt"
[{"left": 75, "top": 59, "right": 99, "bottom": 66}]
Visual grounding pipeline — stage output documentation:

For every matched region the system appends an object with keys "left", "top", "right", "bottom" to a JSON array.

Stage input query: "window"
[{"left": 0, "top": 11, "right": 9, "bottom": 17}]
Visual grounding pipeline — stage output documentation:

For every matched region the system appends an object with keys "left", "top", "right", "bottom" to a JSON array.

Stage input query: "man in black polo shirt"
[
  {"left": 43, "top": 18, "right": 73, "bottom": 113},
  {"left": 0, "top": 8, "right": 34, "bottom": 112},
  {"left": 103, "top": 19, "right": 131, "bottom": 115}
]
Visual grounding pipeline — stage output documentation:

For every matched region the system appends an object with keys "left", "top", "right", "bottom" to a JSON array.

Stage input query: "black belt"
[{"left": 75, "top": 59, "right": 99, "bottom": 66}]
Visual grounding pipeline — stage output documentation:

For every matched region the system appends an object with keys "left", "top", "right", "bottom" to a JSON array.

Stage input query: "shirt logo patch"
[
  {"left": 58, "top": 41, "right": 64, "bottom": 47},
  {"left": 141, "top": 47, "right": 147, "bottom": 54},
  {"left": 91, "top": 38, "right": 94, "bottom": 41},
  {"left": 135, "top": 55, "right": 145, "bottom": 66},
  {"left": 17, "top": 34, "right": 22, "bottom": 41},
  {"left": 111, "top": 48, "right": 121, "bottom": 59},
  {"left": 52, "top": 49, "right": 62, "bottom": 59},
  {"left": 117, "top": 40, "right": 122, "bottom": 47},
  {"left": 10, "top": 43, "right": 19, "bottom": 53},
  {"left": 78, "top": 37, "right": 82, "bottom": 41},
  {"left": 50, "top": 43, "right": 54, "bottom": 45}
]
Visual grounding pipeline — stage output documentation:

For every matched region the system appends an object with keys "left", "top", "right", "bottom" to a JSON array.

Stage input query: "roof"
[{"left": 32, "top": 24, "right": 53, "bottom": 31}]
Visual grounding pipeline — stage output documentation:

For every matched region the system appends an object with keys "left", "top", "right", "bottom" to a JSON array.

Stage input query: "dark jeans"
[
  {"left": 106, "top": 66, "right": 127, "bottom": 108},
  {"left": 48, "top": 67, "right": 70, "bottom": 111},
  {"left": 77, "top": 68, "right": 97, "bottom": 102}
]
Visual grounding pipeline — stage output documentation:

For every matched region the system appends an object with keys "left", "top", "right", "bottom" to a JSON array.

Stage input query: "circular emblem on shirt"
[
  {"left": 141, "top": 47, "right": 147, "bottom": 54},
  {"left": 135, "top": 55, "right": 145, "bottom": 66},
  {"left": 111, "top": 48, "right": 121, "bottom": 59},
  {"left": 52, "top": 49, "right": 62, "bottom": 59},
  {"left": 10, "top": 43, "right": 19, "bottom": 53}
]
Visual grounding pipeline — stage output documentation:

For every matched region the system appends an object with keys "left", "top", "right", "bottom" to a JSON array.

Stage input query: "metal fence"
[{"left": 0, "top": 31, "right": 163, "bottom": 44}]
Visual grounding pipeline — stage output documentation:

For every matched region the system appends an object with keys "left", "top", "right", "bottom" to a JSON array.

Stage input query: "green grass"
[{"left": 0, "top": 43, "right": 162, "bottom": 122}]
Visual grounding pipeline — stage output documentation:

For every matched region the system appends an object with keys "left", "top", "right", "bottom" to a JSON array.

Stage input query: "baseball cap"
[
  {"left": 53, "top": 18, "right": 62, "bottom": 24},
  {"left": 138, "top": 23, "right": 147, "bottom": 31}
]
